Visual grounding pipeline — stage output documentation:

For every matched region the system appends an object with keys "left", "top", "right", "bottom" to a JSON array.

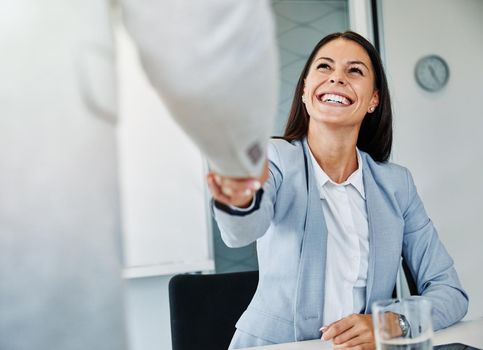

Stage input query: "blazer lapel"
[{"left": 293, "top": 140, "right": 328, "bottom": 340}]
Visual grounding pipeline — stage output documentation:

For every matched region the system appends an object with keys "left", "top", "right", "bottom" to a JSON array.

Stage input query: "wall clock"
[{"left": 415, "top": 55, "right": 450, "bottom": 92}]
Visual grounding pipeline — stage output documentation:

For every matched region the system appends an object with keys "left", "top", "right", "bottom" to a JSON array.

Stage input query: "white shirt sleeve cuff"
[{"left": 228, "top": 196, "right": 257, "bottom": 212}]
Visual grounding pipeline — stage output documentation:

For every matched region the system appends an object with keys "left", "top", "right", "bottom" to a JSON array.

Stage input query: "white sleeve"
[
  {"left": 228, "top": 196, "right": 257, "bottom": 212},
  {"left": 120, "top": 0, "right": 278, "bottom": 177}
]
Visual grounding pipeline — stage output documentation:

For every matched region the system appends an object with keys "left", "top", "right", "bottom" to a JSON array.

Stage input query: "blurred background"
[{"left": 1, "top": 1, "right": 482, "bottom": 350}]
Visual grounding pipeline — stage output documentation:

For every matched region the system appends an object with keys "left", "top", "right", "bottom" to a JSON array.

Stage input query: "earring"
[
  {"left": 302, "top": 95, "right": 306, "bottom": 103},
  {"left": 368, "top": 106, "right": 375, "bottom": 113}
]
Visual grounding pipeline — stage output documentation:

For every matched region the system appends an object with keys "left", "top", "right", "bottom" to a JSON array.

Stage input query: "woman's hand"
[
  {"left": 321, "top": 314, "right": 375, "bottom": 350},
  {"left": 207, "top": 161, "right": 269, "bottom": 208}
]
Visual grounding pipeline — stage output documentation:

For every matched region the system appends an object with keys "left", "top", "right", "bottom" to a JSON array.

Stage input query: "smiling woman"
[
  {"left": 284, "top": 31, "right": 392, "bottom": 163},
  {"left": 207, "top": 31, "right": 468, "bottom": 350}
]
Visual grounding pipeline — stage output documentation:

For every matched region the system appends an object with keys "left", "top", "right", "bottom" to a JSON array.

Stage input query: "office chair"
[
  {"left": 392, "top": 258, "right": 419, "bottom": 298},
  {"left": 169, "top": 270, "right": 258, "bottom": 350}
]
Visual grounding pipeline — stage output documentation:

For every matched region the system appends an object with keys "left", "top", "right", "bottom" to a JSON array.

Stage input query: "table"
[{"left": 242, "top": 318, "right": 483, "bottom": 350}]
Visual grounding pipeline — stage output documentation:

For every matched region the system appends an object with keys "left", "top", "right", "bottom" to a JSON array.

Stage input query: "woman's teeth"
[{"left": 320, "top": 93, "right": 351, "bottom": 105}]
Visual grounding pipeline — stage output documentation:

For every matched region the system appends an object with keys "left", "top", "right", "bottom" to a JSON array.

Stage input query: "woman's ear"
[
  {"left": 370, "top": 89, "right": 380, "bottom": 108},
  {"left": 367, "top": 90, "right": 379, "bottom": 113}
]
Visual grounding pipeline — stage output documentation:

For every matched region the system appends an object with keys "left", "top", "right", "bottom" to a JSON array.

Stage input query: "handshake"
[{"left": 207, "top": 161, "right": 269, "bottom": 209}]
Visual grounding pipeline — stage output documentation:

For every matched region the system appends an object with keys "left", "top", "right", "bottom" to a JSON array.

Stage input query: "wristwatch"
[{"left": 398, "top": 314, "right": 410, "bottom": 337}]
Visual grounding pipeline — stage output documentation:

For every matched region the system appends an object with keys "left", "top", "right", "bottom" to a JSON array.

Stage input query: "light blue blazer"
[{"left": 213, "top": 138, "right": 468, "bottom": 347}]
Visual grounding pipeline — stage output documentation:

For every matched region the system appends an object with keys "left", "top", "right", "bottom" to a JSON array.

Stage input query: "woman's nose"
[
  {"left": 329, "top": 71, "right": 346, "bottom": 85},
  {"left": 329, "top": 77, "right": 346, "bottom": 85}
]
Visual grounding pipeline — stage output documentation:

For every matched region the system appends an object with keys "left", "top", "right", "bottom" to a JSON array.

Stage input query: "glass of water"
[{"left": 372, "top": 297, "right": 433, "bottom": 350}]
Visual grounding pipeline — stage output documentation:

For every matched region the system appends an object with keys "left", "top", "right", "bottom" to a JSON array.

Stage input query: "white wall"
[
  {"left": 379, "top": 0, "right": 483, "bottom": 319},
  {"left": 124, "top": 276, "right": 172, "bottom": 350}
]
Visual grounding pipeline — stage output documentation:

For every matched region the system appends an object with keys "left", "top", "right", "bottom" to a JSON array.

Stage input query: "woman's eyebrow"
[
  {"left": 315, "top": 57, "right": 369, "bottom": 71},
  {"left": 348, "top": 60, "right": 369, "bottom": 70},
  {"left": 315, "top": 57, "right": 334, "bottom": 63}
]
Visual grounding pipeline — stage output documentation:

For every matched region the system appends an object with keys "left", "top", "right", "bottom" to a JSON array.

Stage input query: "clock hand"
[{"left": 428, "top": 65, "right": 441, "bottom": 85}]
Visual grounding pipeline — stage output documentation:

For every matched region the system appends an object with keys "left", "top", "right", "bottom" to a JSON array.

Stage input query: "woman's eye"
[
  {"left": 317, "top": 63, "right": 331, "bottom": 70},
  {"left": 349, "top": 67, "right": 363, "bottom": 75}
]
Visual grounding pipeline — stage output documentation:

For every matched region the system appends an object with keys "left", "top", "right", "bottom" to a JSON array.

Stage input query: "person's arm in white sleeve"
[{"left": 120, "top": 0, "right": 278, "bottom": 177}]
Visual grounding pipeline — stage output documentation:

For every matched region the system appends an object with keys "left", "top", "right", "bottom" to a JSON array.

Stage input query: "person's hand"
[
  {"left": 321, "top": 314, "right": 375, "bottom": 350},
  {"left": 207, "top": 161, "right": 269, "bottom": 208},
  {"left": 382, "top": 312, "right": 404, "bottom": 338}
]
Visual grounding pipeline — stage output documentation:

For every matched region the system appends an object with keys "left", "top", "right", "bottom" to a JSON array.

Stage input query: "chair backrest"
[
  {"left": 169, "top": 261, "right": 417, "bottom": 350},
  {"left": 401, "top": 257, "right": 418, "bottom": 295},
  {"left": 169, "top": 271, "right": 259, "bottom": 350},
  {"left": 392, "top": 257, "right": 419, "bottom": 298}
]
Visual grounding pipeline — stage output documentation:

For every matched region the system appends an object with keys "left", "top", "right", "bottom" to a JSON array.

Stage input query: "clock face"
[{"left": 415, "top": 55, "right": 450, "bottom": 92}]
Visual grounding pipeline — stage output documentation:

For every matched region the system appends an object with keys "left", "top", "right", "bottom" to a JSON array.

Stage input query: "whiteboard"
[{"left": 116, "top": 24, "right": 214, "bottom": 279}]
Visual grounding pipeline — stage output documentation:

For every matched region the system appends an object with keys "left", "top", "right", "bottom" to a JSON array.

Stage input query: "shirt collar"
[{"left": 307, "top": 144, "right": 365, "bottom": 200}]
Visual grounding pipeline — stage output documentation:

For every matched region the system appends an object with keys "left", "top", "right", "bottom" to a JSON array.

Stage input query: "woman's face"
[{"left": 303, "top": 38, "right": 379, "bottom": 129}]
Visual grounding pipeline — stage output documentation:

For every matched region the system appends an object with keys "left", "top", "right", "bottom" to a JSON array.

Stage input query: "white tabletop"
[{"left": 241, "top": 318, "right": 483, "bottom": 350}]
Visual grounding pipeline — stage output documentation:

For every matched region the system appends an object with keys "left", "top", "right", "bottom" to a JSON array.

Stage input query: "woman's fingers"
[
  {"left": 207, "top": 174, "right": 232, "bottom": 204},
  {"left": 322, "top": 316, "right": 354, "bottom": 341},
  {"left": 207, "top": 161, "right": 269, "bottom": 207},
  {"left": 334, "top": 342, "right": 375, "bottom": 350},
  {"left": 333, "top": 333, "right": 373, "bottom": 348},
  {"left": 321, "top": 314, "right": 375, "bottom": 350},
  {"left": 207, "top": 173, "right": 257, "bottom": 207},
  {"left": 214, "top": 175, "right": 261, "bottom": 197},
  {"left": 332, "top": 324, "right": 359, "bottom": 344}
]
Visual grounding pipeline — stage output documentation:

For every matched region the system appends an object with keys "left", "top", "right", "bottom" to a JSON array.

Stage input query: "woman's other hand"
[
  {"left": 321, "top": 314, "right": 375, "bottom": 350},
  {"left": 207, "top": 161, "right": 269, "bottom": 208}
]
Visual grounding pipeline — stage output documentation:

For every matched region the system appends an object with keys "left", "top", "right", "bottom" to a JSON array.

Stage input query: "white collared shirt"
[{"left": 308, "top": 145, "right": 369, "bottom": 326}]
